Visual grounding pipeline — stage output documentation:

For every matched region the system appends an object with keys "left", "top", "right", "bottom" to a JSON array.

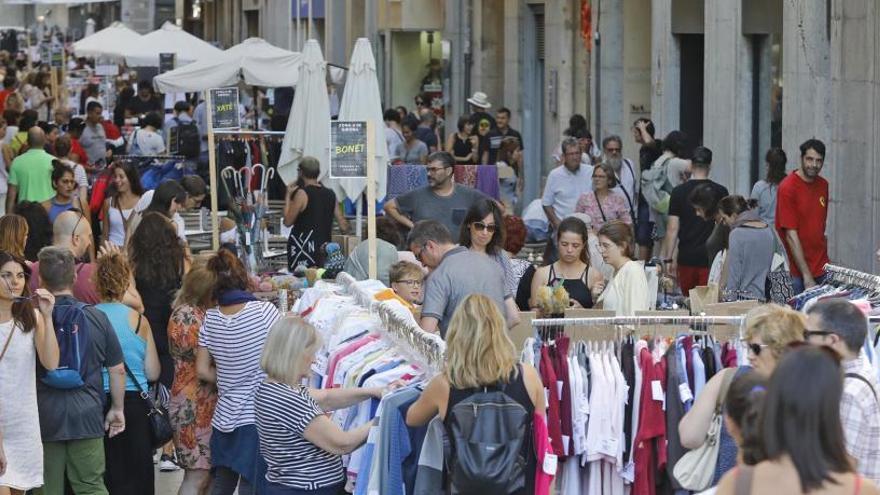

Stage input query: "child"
[{"left": 389, "top": 261, "right": 424, "bottom": 307}]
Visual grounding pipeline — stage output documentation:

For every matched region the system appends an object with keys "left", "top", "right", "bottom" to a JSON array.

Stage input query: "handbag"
[
  {"left": 673, "top": 368, "right": 736, "bottom": 491},
  {"left": 123, "top": 315, "right": 174, "bottom": 449}
]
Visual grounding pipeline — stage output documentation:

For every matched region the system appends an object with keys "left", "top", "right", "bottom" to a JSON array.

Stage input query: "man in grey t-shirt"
[
  {"left": 80, "top": 101, "right": 107, "bottom": 165},
  {"left": 384, "top": 151, "right": 489, "bottom": 236},
  {"left": 407, "top": 220, "right": 511, "bottom": 336}
]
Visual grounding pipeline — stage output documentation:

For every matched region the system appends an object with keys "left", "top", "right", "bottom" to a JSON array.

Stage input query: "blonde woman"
[
  {"left": 406, "top": 294, "right": 546, "bottom": 495},
  {"left": 254, "top": 317, "right": 387, "bottom": 494},
  {"left": 678, "top": 304, "right": 805, "bottom": 486}
]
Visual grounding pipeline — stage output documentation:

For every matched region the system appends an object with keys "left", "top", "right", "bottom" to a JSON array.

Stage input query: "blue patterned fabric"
[{"left": 386, "top": 165, "right": 428, "bottom": 200}]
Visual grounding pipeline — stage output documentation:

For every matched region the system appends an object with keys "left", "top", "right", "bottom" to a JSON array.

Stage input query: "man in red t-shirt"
[
  {"left": 0, "top": 74, "right": 17, "bottom": 115},
  {"left": 775, "top": 138, "right": 830, "bottom": 293}
]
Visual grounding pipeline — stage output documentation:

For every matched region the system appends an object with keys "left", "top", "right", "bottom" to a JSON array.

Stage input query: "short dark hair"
[
  {"left": 142, "top": 111, "right": 164, "bottom": 130},
  {"left": 138, "top": 81, "right": 153, "bottom": 93},
  {"left": 375, "top": 216, "right": 402, "bottom": 247},
  {"left": 800, "top": 138, "right": 826, "bottom": 159},
  {"left": 86, "top": 101, "right": 103, "bottom": 113},
  {"left": 762, "top": 347, "right": 851, "bottom": 492},
  {"left": 766, "top": 147, "right": 787, "bottom": 184},
  {"left": 661, "top": 130, "right": 689, "bottom": 157},
  {"left": 2, "top": 75, "right": 15, "bottom": 88},
  {"left": 147, "top": 180, "right": 188, "bottom": 216},
  {"left": 806, "top": 298, "right": 867, "bottom": 354},
  {"left": 634, "top": 118, "right": 655, "bottom": 138},
  {"left": 298, "top": 156, "right": 320, "bottom": 179},
  {"left": 689, "top": 183, "right": 724, "bottom": 218},
  {"left": 427, "top": 151, "right": 455, "bottom": 169},
  {"left": 173, "top": 100, "right": 192, "bottom": 113},
  {"left": 407, "top": 220, "right": 453, "bottom": 247},
  {"left": 564, "top": 114, "right": 587, "bottom": 135},
  {"left": 383, "top": 108, "right": 401, "bottom": 123},
  {"left": 692, "top": 146, "right": 713, "bottom": 168},
  {"left": 458, "top": 198, "right": 504, "bottom": 255},
  {"left": 456, "top": 115, "right": 471, "bottom": 132},
  {"left": 19, "top": 109, "right": 38, "bottom": 130},
  {"left": 497, "top": 107, "right": 511, "bottom": 117},
  {"left": 601, "top": 135, "right": 622, "bottom": 149},
  {"left": 180, "top": 175, "right": 207, "bottom": 197},
  {"left": 38, "top": 246, "right": 75, "bottom": 292}
]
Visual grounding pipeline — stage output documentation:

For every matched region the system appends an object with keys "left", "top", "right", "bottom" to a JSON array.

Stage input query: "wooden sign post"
[
  {"left": 330, "top": 120, "right": 375, "bottom": 279},
  {"left": 205, "top": 87, "right": 241, "bottom": 250}
]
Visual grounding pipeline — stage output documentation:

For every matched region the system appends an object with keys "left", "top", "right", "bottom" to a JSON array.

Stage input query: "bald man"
[
  {"left": 29, "top": 211, "right": 144, "bottom": 311},
  {"left": 7, "top": 127, "right": 56, "bottom": 212}
]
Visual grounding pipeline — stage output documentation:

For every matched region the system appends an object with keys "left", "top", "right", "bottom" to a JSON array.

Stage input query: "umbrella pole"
[
  {"left": 205, "top": 90, "right": 220, "bottom": 251},
  {"left": 355, "top": 193, "right": 363, "bottom": 240},
  {"left": 366, "top": 120, "right": 377, "bottom": 280}
]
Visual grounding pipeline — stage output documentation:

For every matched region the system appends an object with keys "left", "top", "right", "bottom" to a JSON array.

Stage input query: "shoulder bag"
[
  {"left": 673, "top": 367, "right": 737, "bottom": 491},
  {"left": 123, "top": 314, "right": 174, "bottom": 449}
]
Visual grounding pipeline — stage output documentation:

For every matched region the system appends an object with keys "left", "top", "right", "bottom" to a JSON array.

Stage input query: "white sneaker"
[{"left": 158, "top": 454, "right": 181, "bottom": 472}]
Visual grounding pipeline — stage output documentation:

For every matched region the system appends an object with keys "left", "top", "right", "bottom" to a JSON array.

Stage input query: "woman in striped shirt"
[
  {"left": 255, "top": 316, "right": 387, "bottom": 495},
  {"left": 196, "top": 250, "right": 280, "bottom": 495}
]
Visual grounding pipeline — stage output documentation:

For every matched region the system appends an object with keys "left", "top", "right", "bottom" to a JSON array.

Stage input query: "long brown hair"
[
  {"left": 0, "top": 214, "right": 28, "bottom": 259},
  {"left": 0, "top": 251, "right": 36, "bottom": 333}
]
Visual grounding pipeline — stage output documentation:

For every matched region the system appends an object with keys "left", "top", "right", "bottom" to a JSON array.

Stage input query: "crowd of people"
[{"left": 0, "top": 42, "right": 856, "bottom": 495}]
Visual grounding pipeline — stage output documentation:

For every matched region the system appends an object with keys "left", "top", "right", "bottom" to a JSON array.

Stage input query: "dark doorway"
[{"left": 679, "top": 33, "right": 704, "bottom": 151}]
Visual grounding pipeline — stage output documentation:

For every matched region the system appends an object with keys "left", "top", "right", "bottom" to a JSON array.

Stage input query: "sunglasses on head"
[{"left": 472, "top": 221, "right": 496, "bottom": 233}]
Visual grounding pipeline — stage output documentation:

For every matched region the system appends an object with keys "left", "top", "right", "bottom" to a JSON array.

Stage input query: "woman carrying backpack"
[{"left": 407, "top": 294, "right": 546, "bottom": 494}]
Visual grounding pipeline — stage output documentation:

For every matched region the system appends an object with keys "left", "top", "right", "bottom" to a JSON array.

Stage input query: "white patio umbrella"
[
  {"left": 124, "top": 21, "right": 221, "bottom": 67},
  {"left": 153, "top": 38, "right": 301, "bottom": 93},
  {"left": 72, "top": 21, "right": 142, "bottom": 59},
  {"left": 331, "top": 37, "right": 389, "bottom": 201},
  {"left": 276, "top": 39, "right": 329, "bottom": 185}
]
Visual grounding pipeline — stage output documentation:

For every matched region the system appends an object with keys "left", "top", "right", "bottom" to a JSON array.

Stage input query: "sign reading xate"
[
  {"left": 210, "top": 87, "right": 240, "bottom": 130},
  {"left": 330, "top": 121, "right": 368, "bottom": 179},
  {"left": 159, "top": 53, "right": 176, "bottom": 74}
]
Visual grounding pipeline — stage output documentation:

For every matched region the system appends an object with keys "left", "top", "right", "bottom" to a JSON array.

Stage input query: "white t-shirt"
[{"left": 128, "top": 128, "right": 166, "bottom": 156}]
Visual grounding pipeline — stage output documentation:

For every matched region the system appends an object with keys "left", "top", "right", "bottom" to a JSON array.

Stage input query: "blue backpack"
[{"left": 41, "top": 301, "right": 91, "bottom": 389}]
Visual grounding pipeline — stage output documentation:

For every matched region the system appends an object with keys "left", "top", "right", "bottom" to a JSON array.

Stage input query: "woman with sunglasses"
[
  {"left": 459, "top": 199, "right": 522, "bottom": 324},
  {"left": 0, "top": 251, "right": 58, "bottom": 495},
  {"left": 42, "top": 161, "right": 90, "bottom": 225},
  {"left": 530, "top": 216, "right": 604, "bottom": 310},
  {"left": 679, "top": 304, "right": 805, "bottom": 487},
  {"left": 716, "top": 346, "right": 880, "bottom": 495}
]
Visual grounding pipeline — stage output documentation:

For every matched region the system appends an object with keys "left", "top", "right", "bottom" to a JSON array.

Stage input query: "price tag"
[
  {"left": 651, "top": 380, "right": 664, "bottom": 402},
  {"left": 679, "top": 382, "right": 694, "bottom": 403},
  {"left": 543, "top": 453, "right": 558, "bottom": 475}
]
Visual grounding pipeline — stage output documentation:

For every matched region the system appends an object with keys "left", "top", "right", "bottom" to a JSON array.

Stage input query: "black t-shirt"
[
  {"left": 487, "top": 127, "right": 524, "bottom": 164},
  {"left": 127, "top": 96, "right": 163, "bottom": 116},
  {"left": 668, "top": 179, "right": 729, "bottom": 267},
  {"left": 639, "top": 141, "right": 662, "bottom": 172}
]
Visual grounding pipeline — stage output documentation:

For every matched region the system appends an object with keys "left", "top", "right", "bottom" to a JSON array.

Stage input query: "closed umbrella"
[
  {"left": 331, "top": 37, "right": 389, "bottom": 202},
  {"left": 277, "top": 39, "right": 329, "bottom": 185}
]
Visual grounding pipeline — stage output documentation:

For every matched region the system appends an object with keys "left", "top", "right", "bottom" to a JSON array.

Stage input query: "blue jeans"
[
  {"left": 264, "top": 481, "right": 345, "bottom": 495},
  {"left": 791, "top": 272, "right": 827, "bottom": 295}
]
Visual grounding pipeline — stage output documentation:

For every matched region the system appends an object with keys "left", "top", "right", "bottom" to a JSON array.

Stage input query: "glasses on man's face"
[
  {"left": 70, "top": 208, "right": 85, "bottom": 244},
  {"left": 747, "top": 342, "right": 770, "bottom": 357},
  {"left": 413, "top": 244, "right": 426, "bottom": 263},
  {"left": 395, "top": 279, "right": 423, "bottom": 287},
  {"left": 472, "top": 221, "right": 496, "bottom": 233},
  {"left": 426, "top": 166, "right": 447, "bottom": 175}
]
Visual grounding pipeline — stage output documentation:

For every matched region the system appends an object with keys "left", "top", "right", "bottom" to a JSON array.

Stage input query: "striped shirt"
[
  {"left": 199, "top": 300, "right": 280, "bottom": 432},
  {"left": 255, "top": 381, "right": 345, "bottom": 489}
]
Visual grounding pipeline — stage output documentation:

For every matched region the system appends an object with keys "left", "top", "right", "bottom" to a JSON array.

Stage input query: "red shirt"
[
  {"left": 70, "top": 137, "right": 88, "bottom": 165},
  {"left": 775, "top": 171, "right": 829, "bottom": 278},
  {"left": 101, "top": 120, "right": 122, "bottom": 140},
  {"left": 0, "top": 88, "right": 13, "bottom": 114}
]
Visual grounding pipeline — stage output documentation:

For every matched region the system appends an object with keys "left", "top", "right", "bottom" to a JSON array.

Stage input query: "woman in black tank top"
[
  {"left": 283, "top": 158, "right": 339, "bottom": 271},
  {"left": 405, "top": 295, "right": 546, "bottom": 495},
  {"left": 530, "top": 216, "right": 604, "bottom": 310}
]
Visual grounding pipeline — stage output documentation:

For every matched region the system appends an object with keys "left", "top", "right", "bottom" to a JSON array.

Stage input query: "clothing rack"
[
  {"left": 212, "top": 130, "right": 286, "bottom": 136},
  {"left": 114, "top": 154, "right": 187, "bottom": 160},
  {"left": 823, "top": 264, "right": 880, "bottom": 292},
  {"left": 335, "top": 272, "right": 445, "bottom": 372},
  {"left": 531, "top": 315, "right": 746, "bottom": 328},
  {"left": 529, "top": 314, "right": 747, "bottom": 343}
]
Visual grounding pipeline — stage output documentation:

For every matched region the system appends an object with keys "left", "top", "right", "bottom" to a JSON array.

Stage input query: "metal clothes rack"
[
  {"left": 114, "top": 154, "right": 187, "bottom": 161},
  {"left": 335, "top": 272, "right": 445, "bottom": 371},
  {"left": 530, "top": 314, "right": 747, "bottom": 343},
  {"left": 823, "top": 264, "right": 880, "bottom": 292},
  {"left": 213, "top": 130, "right": 286, "bottom": 136}
]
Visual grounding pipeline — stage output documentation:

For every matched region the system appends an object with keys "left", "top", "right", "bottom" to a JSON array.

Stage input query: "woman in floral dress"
[{"left": 168, "top": 267, "right": 217, "bottom": 495}]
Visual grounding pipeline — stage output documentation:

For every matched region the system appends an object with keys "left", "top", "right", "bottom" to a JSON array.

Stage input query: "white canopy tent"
[
  {"left": 153, "top": 37, "right": 302, "bottom": 93},
  {"left": 124, "top": 21, "right": 221, "bottom": 67},
  {"left": 276, "top": 39, "right": 329, "bottom": 185},
  {"left": 71, "top": 21, "right": 142, "bottom": 59},
  {"left": 331, "top": 37, "right": 389, "bottom": 201}
]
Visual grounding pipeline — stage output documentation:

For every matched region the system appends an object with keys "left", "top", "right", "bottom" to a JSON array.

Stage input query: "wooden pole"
[
  {"left": 366, "top": 120, "right": 377, "bottom": 279},
  {"left": 205, "top": 90, "right": 220, "bottom": 251}
]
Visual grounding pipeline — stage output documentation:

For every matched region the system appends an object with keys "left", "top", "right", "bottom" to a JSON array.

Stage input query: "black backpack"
[
  {"left": 445, "top": 376, "right": 530, "bottom": 494},
  {"left": 169, "top": 117, "right": 201, "bottom": 158}
]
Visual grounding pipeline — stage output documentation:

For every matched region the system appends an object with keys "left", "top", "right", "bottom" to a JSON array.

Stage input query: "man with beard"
[
  {"left": 776, "top": 138, "right": 829, "bottom": 293},
  {"left": 384, "top": 151, "right": 489, "bottom": 235}
]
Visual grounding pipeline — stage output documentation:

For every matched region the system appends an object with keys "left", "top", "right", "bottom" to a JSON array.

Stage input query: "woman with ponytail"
[
  {"left": 196, "top": 250, "right": 280, "bottom": 494},
  {"left": 716, "top": 195, "right": 775, "bottom": 301}
]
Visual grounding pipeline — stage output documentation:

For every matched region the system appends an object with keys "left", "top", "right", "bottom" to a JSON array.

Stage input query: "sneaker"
[{"left": 158, "top": 454, "right": 181, "bottom": 472}]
